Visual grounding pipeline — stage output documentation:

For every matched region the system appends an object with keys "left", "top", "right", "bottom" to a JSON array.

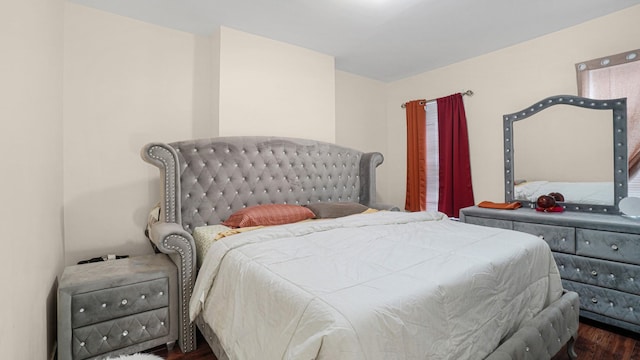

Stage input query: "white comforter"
[{"left": 190, "top": 211, "right": 563, "bottom": 360}]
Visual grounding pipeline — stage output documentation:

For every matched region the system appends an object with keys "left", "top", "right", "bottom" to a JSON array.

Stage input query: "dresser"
[
  {"left": 58, "top": 254, "right": 179, "bottom": 360},
  {"left": 460, "top": 206, "right": 640, "bottom": 333}
]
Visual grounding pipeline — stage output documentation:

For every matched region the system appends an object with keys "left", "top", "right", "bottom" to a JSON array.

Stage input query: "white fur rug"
[{"left": 108, "top": 354, "right": 164, "bottom": 360}]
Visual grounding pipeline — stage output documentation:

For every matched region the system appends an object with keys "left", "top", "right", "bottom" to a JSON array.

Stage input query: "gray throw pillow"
[{"left": 305, "top": 202, "right": 369, "bottom": 219}]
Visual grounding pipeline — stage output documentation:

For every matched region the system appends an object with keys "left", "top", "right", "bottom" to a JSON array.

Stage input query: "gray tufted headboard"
[{"left": 141, "top": 136, "right": 387, "bottom": 352}]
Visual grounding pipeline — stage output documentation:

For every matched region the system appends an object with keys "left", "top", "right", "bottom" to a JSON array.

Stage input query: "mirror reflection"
[
  {"left": 512, "top": 105, "right": 614, "bottom": 205},
  {"left": 504, "top": 95, "right": 628, "bottom": 214}
]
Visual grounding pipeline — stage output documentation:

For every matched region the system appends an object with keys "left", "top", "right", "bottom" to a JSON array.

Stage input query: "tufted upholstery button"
[
  {"left": 102, "top": 336, "right": 107, "bottom": 341},
  {"left": 121, "top": 299, "right": 128, "bottom": 305},
  {"left": 101, "top": 303, "right": 107, "bottom": 308},
  {"left": 79, "top": 308, "right": 85, "bottom": 313},
  {"left": 122, "top": 330, "right": 129, "bottom": 336},
  {"left": 80, "top": 342, "right": 85, "bottom": 347},
  {"left": 141, "top": 294, "right": 146, "bottom": 299}
]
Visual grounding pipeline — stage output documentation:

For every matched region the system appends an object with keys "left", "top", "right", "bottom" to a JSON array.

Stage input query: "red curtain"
[
  {"left": 405, "top": 94, "right": 474, "bottom": 217},
  {"left": 436, "top": 94, "right": 474, "bottom": 217},
  {"left": 405, "top": 100, "right": 427, "bottom": 212}
]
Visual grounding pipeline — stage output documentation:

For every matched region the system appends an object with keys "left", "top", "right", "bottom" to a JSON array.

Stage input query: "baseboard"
[{"left": 49, "top": 341, "right": 57, "bottom": 360}]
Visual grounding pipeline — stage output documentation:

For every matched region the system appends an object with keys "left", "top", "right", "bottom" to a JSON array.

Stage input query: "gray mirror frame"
[{"left": 504, "top": 95, "right": 628, "bottom": 214}]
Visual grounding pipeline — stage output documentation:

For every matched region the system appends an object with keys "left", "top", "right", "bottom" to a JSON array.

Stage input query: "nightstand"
[{"left": 58, "top": 254, "right": 178, "bottom": 360}]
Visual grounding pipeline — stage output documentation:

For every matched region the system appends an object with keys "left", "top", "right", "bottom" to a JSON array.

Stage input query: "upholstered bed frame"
[{"left": 142, "top": 136, "right": 580, "bottom": 359}]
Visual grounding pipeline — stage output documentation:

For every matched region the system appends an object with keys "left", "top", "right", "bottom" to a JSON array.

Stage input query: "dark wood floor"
[{"left": 148, "top": 318, "right": 640, "bottom": 359}]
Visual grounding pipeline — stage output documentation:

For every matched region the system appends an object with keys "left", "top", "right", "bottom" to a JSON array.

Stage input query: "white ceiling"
[{"left": 70, "top": 0, "right": 640, "bottom": 82}]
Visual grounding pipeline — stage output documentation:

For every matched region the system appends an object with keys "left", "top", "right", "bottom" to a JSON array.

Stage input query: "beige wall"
[
  {"left": 61, "top": 6, "right": 339, "bottom": 265},
  {"left": 335, "top": 71, "right": 389, "bottom": 203},
  {"left": 0, "top": 0, "right": 64, "bottom": 358},
  {"left": 218, "top": 27, "right": 336, "bottom": 142},
  {"left": 383, "top": 5, "right": 640, "bottom": 208},
  {"left": 63, "top": 3, "right": 212, "bottom": 265}
]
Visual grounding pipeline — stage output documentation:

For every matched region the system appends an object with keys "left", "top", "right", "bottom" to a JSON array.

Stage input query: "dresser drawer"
[
  {"left": 463, "top": 216, "right": 513, "bottom": 230},
  {"left": 554, "top": 253, "right": 640, "bottom": 296},
  {"left": 513, "top": 222, "right": 575, "bottom": 253},
  {"left": 576, "top": 229, "right": 640, "bottom": 265},
  {"left": 72, "top": 307, "right": 170, "bottom": 360},
  {"left": 71, "top": 277, "right": 169, "bottom": 328},
  {"left": 563, "top": 280, "right": 640, "bottom": 326}
]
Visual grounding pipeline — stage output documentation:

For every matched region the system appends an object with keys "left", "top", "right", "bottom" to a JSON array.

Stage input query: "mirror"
[{"left": 504, "top": 95, "right": 628, "bottom": 214}]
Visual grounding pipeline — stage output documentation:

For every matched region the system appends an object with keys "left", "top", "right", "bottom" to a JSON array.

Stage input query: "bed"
[
  {"left": 141, "top": 136, "right": 579, "bottom": 360},
  {"left": 514, "top": 180, "right": 613, "bottom": 205}
]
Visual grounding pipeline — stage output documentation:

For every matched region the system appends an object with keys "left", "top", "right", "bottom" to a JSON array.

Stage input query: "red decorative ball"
[
  {"left": 537, "top": 195, "right": 556, "bottom": 209},
  {"left": 548, "top": 192, "right": 565, "bottom": 202}
]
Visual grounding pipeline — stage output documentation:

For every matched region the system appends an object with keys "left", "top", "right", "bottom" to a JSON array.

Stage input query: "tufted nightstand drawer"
[
  {"left": 563, "top": 280, "right": 640, "bottom": 325},
  {"left": 513, "top": 222, "right": 575, "bottom": 253},
  {"left": 554, "top": 253, "right": 640, "bottom": 296},
  {"left": 72, "top": 307, "right": 169, "bottom": 360},
  {"left": 71, "top": 278, "right": 168, "bottom": 328},
  {"left": 576, "top": 229, "right": 640, "bottom": 265},
  {"left": 462, "top": 216, "right": 513, "bottom": 230},
  {"left": 59, "top": 254, "right": 178, "bottom": 360}
]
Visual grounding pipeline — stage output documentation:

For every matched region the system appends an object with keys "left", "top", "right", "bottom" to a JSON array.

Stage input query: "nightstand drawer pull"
[{"left": 121, "top": 299, "right": 128, "bottom": 305}]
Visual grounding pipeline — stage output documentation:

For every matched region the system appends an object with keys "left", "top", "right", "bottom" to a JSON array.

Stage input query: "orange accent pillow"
[{"left": 222, "top": 204, "right": 315, "bottom": 228}]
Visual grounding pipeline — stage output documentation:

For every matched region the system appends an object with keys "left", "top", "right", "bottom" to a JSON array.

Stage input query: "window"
[{"left": 576, "top": 49, "right": 640, "bottom": 197}]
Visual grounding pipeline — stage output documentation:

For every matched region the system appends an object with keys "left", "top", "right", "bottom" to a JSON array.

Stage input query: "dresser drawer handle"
[
  {"left": 591, "top": 270, "right": 598, "bottom": 277},
  {"left": 611, "top": 244, "right": 619, "bottom": 251},
  {"left": 591, "top": 298, "right": 598, "bottom": 304}
]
